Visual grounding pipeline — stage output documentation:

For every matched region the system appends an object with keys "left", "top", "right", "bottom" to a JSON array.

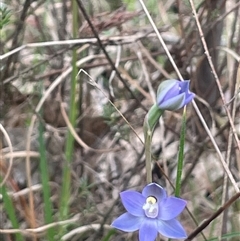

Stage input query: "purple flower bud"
[
  {"left": 111, "top": 183, "right": 187, "bottom": 241},
  {"left": 157, "top": 80, "right": 195, "bottom": 111}
]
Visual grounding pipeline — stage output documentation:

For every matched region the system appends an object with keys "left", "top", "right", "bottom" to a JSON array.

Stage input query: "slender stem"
[
  {"left": 144, "top": 104, "right": 164, "bottom": 183},
  {"left": 144, "top": 126, "right": 153, "bottom": 184}
]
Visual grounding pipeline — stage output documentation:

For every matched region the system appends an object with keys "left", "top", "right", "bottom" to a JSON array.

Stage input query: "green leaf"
[{"left": 175, "top": 108, "right": 186, "bottom": 197}]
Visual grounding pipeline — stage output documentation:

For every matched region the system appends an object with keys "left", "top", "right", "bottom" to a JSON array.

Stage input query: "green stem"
[
  {"left": 175, "top": 108, "right": 187, "bottom": 197},
  {"left": 144, "top": 123, "right": 153, "bottom": 184},
  {"left": 144, "top": 104, "right": 164, "bottom": 183},
  {"left": 59, "top": 0, "right": 78, "bottom": 221}
]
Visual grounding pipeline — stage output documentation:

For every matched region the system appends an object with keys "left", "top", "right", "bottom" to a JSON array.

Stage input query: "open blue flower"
[
  {"left": 157, "top": 79, "right": 195, "bottom": 111},
  {"left": 111, "top": 183, "right": 187, "bottom": 241}
]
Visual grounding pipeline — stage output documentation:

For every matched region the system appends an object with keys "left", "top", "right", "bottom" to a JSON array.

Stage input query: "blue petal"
[
  {"left": 157, "top": 80, "right": 178, "bottom": 104},
  {"left": 120, "top": 191, "right": 145, "bottom": 216},
  {"left": 157, "top": 219, "right": 187, "bottom": 239},
  {"left": 158, "top": 197, "right": 187, "bottom": 220},
  {"left": 179, "top": 80, "right": 195, "bottom": 105},
  {"left": 184, "top": 92, "right": 195, "bottom": 105},
  {"left": 157, "top": 80, "right": 194, "bottom": 110},
  {"left": 142, "top": 183, "right": 166, "bottom": 202},
  {"left": 160, "top": 83, "right": 180, "bottom": 102},
  {"left": 179, "top": 80, "right": 190, "bottom": 93},
  {"left": 111, "top": 213, "right": 143, "bottom": 232},
  {"left": 158, "top": 93, "right": 185, "bottom": 110},
  {"left": 139, "top": 219, "right": 158, "bottom": 241}
]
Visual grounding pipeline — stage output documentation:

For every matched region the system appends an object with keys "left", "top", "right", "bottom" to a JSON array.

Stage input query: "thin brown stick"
[
  {"left": 185, "top": 191, "right": 240, "bottom": 241},
  {"left": 188, "top": 0, "right": 240, "bottom": 154},
  {"left": 75, "top": 0, "right": 147, "bottom": 112}
]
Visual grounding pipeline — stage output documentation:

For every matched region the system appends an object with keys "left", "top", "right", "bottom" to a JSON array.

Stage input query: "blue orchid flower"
[
  {"left": 111, "top": 183, "right": 187, "bottom": 241},
  {"left": 157, "top": 79, "right": 195, "bottom": 111}
]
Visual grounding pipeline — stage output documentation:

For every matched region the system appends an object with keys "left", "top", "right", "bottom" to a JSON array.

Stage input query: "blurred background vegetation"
[{"left": 0, "top": 0, "right": 239, "bottom": 240}]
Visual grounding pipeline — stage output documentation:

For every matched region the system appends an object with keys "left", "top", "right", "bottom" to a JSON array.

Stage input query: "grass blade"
[
  {"left": 59, "top": 0, "right": 79, "bottom": 225},
  {"left": 0, "top": 178, "right": 24, "bottom": 241},
  {"left": 175, "top": 107, "right": 187, "bottom": 197},
  {"left": 38, "top": 110, "right": 55, "bottom": 240}
]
